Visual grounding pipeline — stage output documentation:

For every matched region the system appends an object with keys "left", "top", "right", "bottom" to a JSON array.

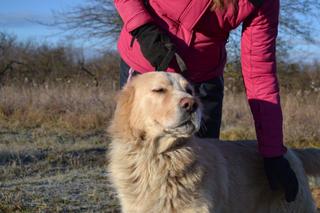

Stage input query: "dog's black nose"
[{"left": 179, "top": 97, "right": 198, "bottom": 113}]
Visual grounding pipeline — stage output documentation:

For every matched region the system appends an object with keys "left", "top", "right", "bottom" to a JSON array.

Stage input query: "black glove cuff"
[
  {"left": 248, "top": 0, "right": 263, "bottom": 7},
  {"left": 130, "top": 23, "right": 157, "bottom": 37},
  {"left": 263, "top": 156, "right": 299, "bottom": 202},
  {"left": 264, "top": 156, "right": 285, "bottom": 164},
  {"left": 129, "top": 23, "right": 177, "bottom": 71}
]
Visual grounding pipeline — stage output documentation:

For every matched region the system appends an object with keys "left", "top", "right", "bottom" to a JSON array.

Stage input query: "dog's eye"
[
  {"left": 186, "top": 87, "right": 193, "bottom": 95},
  {"left": 152, "top": 88, "right": 166, "bottom": 93}
]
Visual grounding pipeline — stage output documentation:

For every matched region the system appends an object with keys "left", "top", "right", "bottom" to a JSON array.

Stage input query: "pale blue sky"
[
  {"left": 0, "top": 0, "right": 319, "bottom": 61},
  {"left": 0, "top": 0, "right": 83, "bottom": 42},
  {"left": 0, "top": 0, "right": 107, "bottom": 58}
]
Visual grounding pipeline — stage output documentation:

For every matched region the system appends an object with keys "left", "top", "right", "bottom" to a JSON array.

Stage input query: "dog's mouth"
[
  {"left": 173, "top": 118, "right": 194, "bottom": 128},
  {"left": 164, "top": 112, "right": 201, "bottom": 136}
]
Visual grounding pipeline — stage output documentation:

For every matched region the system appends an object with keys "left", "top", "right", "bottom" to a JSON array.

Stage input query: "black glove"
[
  {"left": 264, "top": 156, "right": 299, "bottom": 202},
  {"left": 131, "top": 23, "right": 182, "bottom": 71}
]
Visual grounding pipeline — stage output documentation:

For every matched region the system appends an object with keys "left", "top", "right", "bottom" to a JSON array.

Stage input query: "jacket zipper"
[{"left": 130, "top": 35, "right": 135, "bottom": 48}]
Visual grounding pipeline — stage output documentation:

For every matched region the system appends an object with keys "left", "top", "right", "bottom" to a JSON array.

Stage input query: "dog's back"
[
  {"left": 293, "top": 148, "right": 320, "bottom": 177},
  {"left": 197, "top": 139, "right": 318, "bottom": 213}
]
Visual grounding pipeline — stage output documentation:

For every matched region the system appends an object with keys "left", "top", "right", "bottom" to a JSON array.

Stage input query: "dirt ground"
[
  {"left": 0, "top": 129, "right": 319, "bottom": 212},
  {"left": 0, "top": 128, "right": 121, "bottom": 212}
]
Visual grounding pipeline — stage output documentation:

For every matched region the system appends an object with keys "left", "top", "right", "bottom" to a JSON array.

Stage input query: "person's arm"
[
  {"left": 114, "top": 0, "right": 153, "bottom": 33},
  {"left": 115, "top": 0, "right": 185, "bottom": 71},
  {"left": 241, "top": 0, "right": 298, "bottom": 202},
  {"left": 241, "top": 0, "right": 285, "bottom": 157}
]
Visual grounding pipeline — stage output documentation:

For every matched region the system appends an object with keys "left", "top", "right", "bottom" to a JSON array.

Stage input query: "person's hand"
[
  {"left": 131, "top": 23, "right": 186, "bottom": 72},
  {"left": 264, "top": 156, "right": 299, "bottom": 202}
]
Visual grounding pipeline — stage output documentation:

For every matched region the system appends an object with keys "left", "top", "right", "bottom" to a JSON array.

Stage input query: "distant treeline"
[
  {"left": 0, "top": 33, "right": 120, "bottom": 89},
  {"left": 224, "top": 61, "right": 320, "bottom": 93},
  {"left": 1, "top": 33, "right": 320, "bottom": 93}
]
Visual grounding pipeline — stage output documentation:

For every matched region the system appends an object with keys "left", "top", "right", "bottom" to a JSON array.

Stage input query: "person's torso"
[{"left": 118, "top": 0, "right": 256, "bottom": 82}]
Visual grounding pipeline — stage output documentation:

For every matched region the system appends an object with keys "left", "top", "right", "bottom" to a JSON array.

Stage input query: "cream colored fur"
[{"left": 108, "top": 72, "right": 319, "bottom": 213}]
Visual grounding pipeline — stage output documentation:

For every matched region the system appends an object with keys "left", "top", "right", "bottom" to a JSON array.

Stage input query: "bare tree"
[
  {"left": 280, "top": 0, "right": 319, "bottom": 42},
  {"left": 47, "top": 0, "right": 122, "bottom": 45}
]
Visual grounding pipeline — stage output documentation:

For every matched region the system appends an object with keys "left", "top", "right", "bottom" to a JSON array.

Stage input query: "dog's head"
[{"left": 109, "top": 72, "right": 201, "bottom": 152}]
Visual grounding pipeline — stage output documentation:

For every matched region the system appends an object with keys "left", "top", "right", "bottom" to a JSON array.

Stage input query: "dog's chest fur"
[{"left": 109, "top": 140, "right": 211, "bottom": 213}]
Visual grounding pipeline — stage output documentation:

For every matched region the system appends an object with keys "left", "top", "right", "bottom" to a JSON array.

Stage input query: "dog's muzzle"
[{"left": 165, "top": 110, "right": 201, "bottom": 136}]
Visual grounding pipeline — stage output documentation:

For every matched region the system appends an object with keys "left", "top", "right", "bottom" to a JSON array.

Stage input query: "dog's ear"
[{"left": 108, "top": 84, "right": 136, "bottom": 140}]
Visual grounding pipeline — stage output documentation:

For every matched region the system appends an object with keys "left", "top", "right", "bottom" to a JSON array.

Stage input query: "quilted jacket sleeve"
[
  {"left": 241, "top": 0, "right": 287, "bottom": 157},
  {"left": 114, "top": 0, "right": 153, "bottom": 32}
]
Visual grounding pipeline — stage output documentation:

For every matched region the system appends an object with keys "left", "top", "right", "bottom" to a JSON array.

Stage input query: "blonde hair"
[{"left": 211, "top": 0, "right": 237, "bottom": 10}]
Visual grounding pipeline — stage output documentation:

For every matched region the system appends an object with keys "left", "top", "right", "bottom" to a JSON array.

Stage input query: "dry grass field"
[{"left": 0, "top": 84, "right": 319, "bottom": 212}]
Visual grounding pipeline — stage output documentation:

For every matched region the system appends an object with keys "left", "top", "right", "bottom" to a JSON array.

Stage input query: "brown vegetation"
[
  {"left": 312, "top": 188, "right": 320, "bottom": 207},
  {"left": 0, "top": 33, "right": 120, "bottom": 89},
  {"left": 0, "top": 84, "right": 115, "bottom": 135},
  {"left": 0, "top": 84, "right": 319, "bottom": 148},
  {"left": 221, "top": 91, "right": 320, "bottom": 148}
]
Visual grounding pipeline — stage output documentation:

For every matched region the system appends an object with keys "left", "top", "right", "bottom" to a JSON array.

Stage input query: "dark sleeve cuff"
[{"left": 248, "top": 0, "right": 263, "bottom": 7}]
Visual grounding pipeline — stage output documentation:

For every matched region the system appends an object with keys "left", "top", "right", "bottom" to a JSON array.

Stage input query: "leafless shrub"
[{"left": 0, "top": 33, "right": 120, "bottom": 89}]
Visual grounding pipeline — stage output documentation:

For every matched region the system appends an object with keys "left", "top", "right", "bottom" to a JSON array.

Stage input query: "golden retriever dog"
[{"left": 108, "top": 72, "right": 320, "bottom": 213}]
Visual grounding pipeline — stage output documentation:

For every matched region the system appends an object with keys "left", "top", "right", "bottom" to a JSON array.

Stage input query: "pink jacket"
[{"left": 115, "top": 0, "right": 287, "bottom": 157}]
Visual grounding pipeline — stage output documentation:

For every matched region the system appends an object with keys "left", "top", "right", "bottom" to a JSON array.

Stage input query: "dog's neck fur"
[{"left": 109, "top": 135, "right": 206, "bottom": 212}]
